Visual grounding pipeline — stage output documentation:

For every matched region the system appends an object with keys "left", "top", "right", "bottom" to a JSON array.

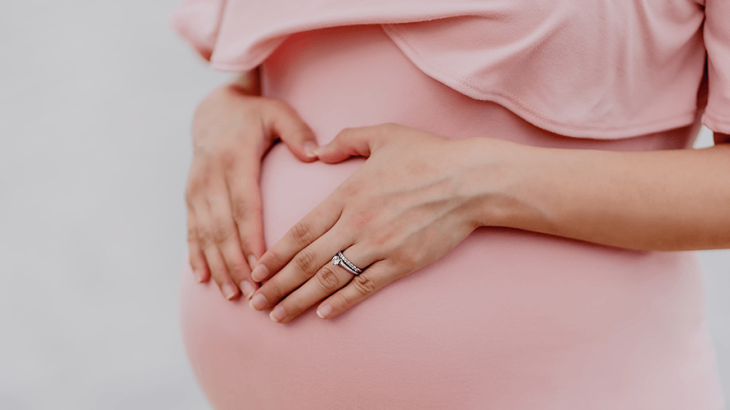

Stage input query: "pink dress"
[{"left": 172, "top": 1, "right": 728, "bottom": 409}]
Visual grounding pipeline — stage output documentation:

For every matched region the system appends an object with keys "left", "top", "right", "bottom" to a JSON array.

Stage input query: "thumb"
[
  {"left": 264, "top": 100, "right": 319, "bottom": 162},
  {"left": 314, "top": 125, "right": 382, "bottom": 163}
]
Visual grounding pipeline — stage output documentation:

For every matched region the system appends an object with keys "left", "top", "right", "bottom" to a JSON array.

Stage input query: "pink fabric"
[
  {"left": 702, "top": 0, "right": 730, "bottom": 134},
  {"left": 171, "top": 0, "right": 730, "bottom": 138},
  {"left": 177, "top": 24, "right": 724, "bottom": 409}
]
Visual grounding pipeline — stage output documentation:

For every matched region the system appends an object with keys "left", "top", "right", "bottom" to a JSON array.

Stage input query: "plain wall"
[{"left": 0, "top": 1, "right": 727, "bottom": 409}]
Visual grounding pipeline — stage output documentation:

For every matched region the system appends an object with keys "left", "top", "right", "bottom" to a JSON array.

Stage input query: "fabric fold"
[{"left": 171, "top": 0, "right": 726, "bottom": 139}]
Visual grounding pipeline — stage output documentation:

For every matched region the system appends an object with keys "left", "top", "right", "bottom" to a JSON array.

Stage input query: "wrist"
[
  {"left": 197, "top": 68, "right": 261, "bottom": 112},
  {"left": 456, "top": 137, "right": 542, "bottom": 229}
]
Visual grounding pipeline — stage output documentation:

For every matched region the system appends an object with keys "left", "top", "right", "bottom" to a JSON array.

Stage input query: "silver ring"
[{"left": 331, "top": 251, "right": 364, "bottom": 275}]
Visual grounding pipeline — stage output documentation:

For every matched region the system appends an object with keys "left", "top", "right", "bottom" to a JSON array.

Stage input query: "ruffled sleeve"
[
  {"left": 169, "top": 0, "right": 712, "bottom": 140},
  {"left": 170, "top": 0, "right": 227, "bottom": 61},
  {"left": 702, "top": 0, "right": 730, "bottom": 135},
  {"left": 169, "top": 0, "right": 477, "bottom": 71}
]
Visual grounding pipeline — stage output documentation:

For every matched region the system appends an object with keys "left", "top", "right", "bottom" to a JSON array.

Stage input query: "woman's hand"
[
  {"left": 247, "top": 123, "right": 502, "bottom": 322},
  {"left": 185, "top": 81, "right": 319, "bottom": 300}
]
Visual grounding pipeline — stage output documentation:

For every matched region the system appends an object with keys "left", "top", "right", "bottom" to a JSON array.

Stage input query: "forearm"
[{"left": 468, "top": 135, "right": 730, "bottom": 251}]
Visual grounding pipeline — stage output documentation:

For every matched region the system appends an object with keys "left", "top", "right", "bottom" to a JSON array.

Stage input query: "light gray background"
[{"left": 0, "top": 1, "right": 727, "bottom": 409}]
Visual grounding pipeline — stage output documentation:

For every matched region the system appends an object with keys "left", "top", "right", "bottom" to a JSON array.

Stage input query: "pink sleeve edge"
[
  {"left": 169, "top": 9, "right": 214, "bottom": 62},
  {"left": 702, "top": 111, "right": 730, "bottom": 135}
]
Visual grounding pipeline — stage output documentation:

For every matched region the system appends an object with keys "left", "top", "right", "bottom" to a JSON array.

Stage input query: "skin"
[
  {"left": 186, "top": 70, "right": 730, "bottom": 322},
  {"left": 185, "top": 68, "right": 320, "bottom": 300}
]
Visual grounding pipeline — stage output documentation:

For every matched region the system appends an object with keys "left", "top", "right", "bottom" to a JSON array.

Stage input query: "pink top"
[
  {"left": 170, "top": 3, "right": 726, "bottom": 409},
  {"left": 175, "top": 24, "right": 725, "bottom": 408},
  {"left": 171, "top": 0, "right": 730, "bottom": 139}
]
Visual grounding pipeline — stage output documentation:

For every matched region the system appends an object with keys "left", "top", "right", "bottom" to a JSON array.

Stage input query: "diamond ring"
[{"left": 331, "top": 251, "right": 363, "bottom": 275}]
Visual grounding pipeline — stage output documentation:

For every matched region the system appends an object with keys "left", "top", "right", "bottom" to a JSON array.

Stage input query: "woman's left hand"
[{"left": 247, "top": 123, "right": 497, "bottom": 322}]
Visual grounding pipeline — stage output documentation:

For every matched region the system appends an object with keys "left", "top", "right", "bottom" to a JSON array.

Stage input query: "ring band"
[{"left": 332, "top": 251, "right": 364, "bottom": 275}]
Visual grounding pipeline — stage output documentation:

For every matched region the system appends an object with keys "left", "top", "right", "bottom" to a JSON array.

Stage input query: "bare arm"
[
  {"left": 244, "top": 123, "right": 729, "bottom": 321},
  {"left": 471, "top": 133, "right": 730, "bottom": 251}
]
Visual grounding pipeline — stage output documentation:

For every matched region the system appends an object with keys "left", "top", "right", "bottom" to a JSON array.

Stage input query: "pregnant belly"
[{"left": 179, "top": 25, "right": 722, "bottom": 410}]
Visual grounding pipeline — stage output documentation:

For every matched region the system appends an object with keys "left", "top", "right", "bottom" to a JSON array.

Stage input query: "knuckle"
[
  {"left": 370, "top": 231, "right": 395, "bottom": 247},
  {"left": 208, "top": 266, "right": 229, "bottom": 284},
  {"left": 186, "top": 224, "right": 197, "bottom": 242},
  {"left": 284, "top": 127, "right": 312, "bottom": 143},
  {"left": 266, "top": 98, "right": 290, "bottom": 113},
  {"left": 265, "top": 249, "right": 282, "bottom": 266},
  {"left": 381, "top": 122, "right": 398, "bottom": 133},
  {"left": 263, "top": 278, "right": 285, "bottom": 301},
  {"left": 201, "top": 172, "right": 215, "bottom": 189},
  {"left": 351, "top": 210, "right": 375, "bottom": 228},
  {"left": 290, "top": 220, "right": 314, "bottom": 246},
  {"left": 352, "top": 275, "right": 376, "bottom": 296},
  {"left": 316, "top": 266, "right": 342, "bottom": 291},
  {"left": 378, "top": 122, "right": 400, "bottom": 140},
  {"left": 393, "top": 251, "right": 417, "bottom": 269},
  {"left": 337, "top": 181, "right": 360, "bottom": 199},
  {"left": 185, "top": 182, "right": 200, "bottom": 202},
  {"left": 212, "top": 222, "right": 236, "bottom": 243},
  {"left": 338, "top": 289, "right": 357, "bottom": 310},
  {"left": 230, "top": 197, "right": 251, "bottom": 222},
  {"left": 293, "top": 249, "right": 317, "bottom": 276},
  {"left": 227, "top": 259, "right": 249, "bottom": 276},
  {"left": 218, "top": 150, "right": 237, "bottom": 169},
  {"left": 337, "top": 127, "right": 353, "bottom": 139},
  {"left": 197, "top": 228, "right": 214, "bottom": 248}
]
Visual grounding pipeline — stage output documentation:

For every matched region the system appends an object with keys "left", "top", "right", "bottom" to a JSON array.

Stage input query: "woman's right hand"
[{"left": 185, "top": 78, "right": 319, "bottom": 301}]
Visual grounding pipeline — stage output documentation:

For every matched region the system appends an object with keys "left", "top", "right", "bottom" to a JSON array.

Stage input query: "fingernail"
[
  {"left": 247, "top": 255, "right": 257, "bottom": 270},
  {"left": 251, "top": 264, "right": 269, "bottom": 282},
  {"left": 221, "top": 283, "right": 238, "bottom": 300},
  {"left": 270, "top": 305, "right": 286, "bottom": 322},
  {"left": 304, "top": 141, "right": 318, "bottom": 158},
  {"left": 240, "top": 280, "right": 255, "bottom": 300},
  {"left": 317, "top": 303, "right": 332, "bottom": 319},
  {"left": 249, "top": 293, "right": 267, "bottom": 310},
  {"left": 193, "top": 269, "right": 204, "bottom": 283},
  {"left": 312, "top": 144, "right": 328, "bottom": 156}
]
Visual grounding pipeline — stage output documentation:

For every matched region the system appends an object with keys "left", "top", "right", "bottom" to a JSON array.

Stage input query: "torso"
[{"left": 179, "top": 24, "right": 724, "bottom": 409}]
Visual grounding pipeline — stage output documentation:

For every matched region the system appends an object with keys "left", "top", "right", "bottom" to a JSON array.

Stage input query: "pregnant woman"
[{"left": 172, "top": 0, "right": 727, "bottom": 408}]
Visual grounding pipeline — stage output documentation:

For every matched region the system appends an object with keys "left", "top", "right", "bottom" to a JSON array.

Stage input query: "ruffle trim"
[{"left": 170, "top": 0, "right": 709, "bottom": 140}]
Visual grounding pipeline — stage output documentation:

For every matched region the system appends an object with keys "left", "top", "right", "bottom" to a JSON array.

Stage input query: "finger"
[
  {"left": 227, "top": 168, "right": 265, "bottom": 264},
  {"left": 264, "top": 98, "right": 319, "bottom": 161},
  {"left": 207, "top": 186, "right": 258, "bottom": 300},
  {"left": 193, "top": 197, "right": 240, "bottom": 300},
  {"left": 269, "top": 243, "right": 378, "bottom": 323},
  {"left": 316, "top": 259, "right": 396, "bottom": 320},
  {"left": 226, "top": 170, "right": 265, "bottom": 298},
  {"left": 250, "top": 197, "right": 343, "bottom": 283},
  {"left": 186, "top": 208, "right": 210, "bottom": 283},
  {"left": 248, "top": 224, "right": 355, "bottom": 312},
  {"left": 314, "top": 123, "right": 393, "bottom": 163}
]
